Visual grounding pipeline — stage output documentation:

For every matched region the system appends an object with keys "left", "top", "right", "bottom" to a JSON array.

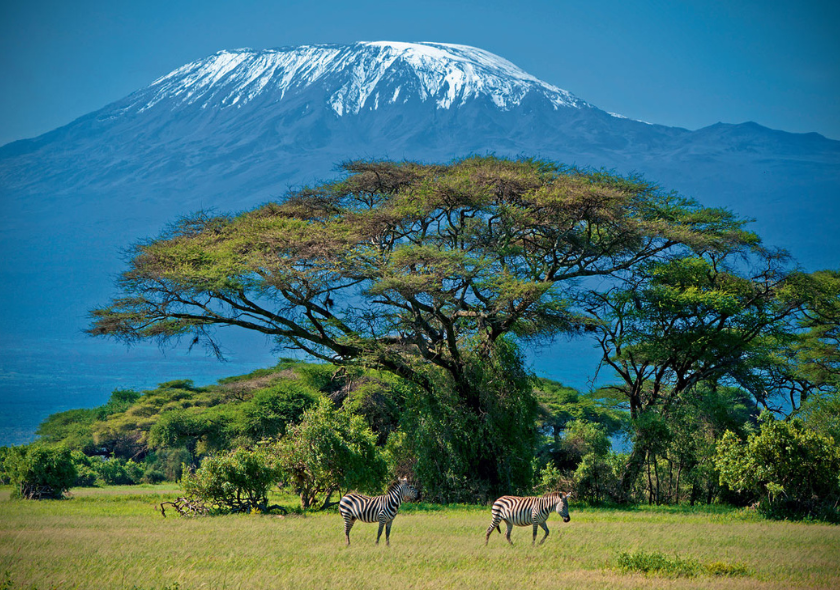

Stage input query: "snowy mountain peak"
[{"left": 133, "top": 41, "right": 590, "bottom": 116}]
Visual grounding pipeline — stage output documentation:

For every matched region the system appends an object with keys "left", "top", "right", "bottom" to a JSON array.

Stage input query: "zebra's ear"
[{"left": 564, "top": 492, "right": 573, "bottom": 499}]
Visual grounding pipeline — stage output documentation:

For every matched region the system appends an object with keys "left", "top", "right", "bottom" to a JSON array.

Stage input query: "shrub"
[
  {"left": 70, "top": 451, "right": 99, "bottom": 486},
  {"left": 3, "top": 445, "right": 77, "bottom": 499},
  {"left": 181, "top": 446, "right": 282, "bottom": 513},
  {"left": 715, "top": 412, "right": 840, "bottom": 520},
  {"left": 238, "top": 382, "right": 318, "bottom": 440},
  {"left": 0, "top": 447, "right": 10, "bottom": 485},
  {"left": 274, "top": 398, "right": 387, "bottom": 509},
  {"left": 145, "top": 447, "right": 192, "bottom": 481},
  {"left": 615, "top": 550, "right": 750, "bottom": 578},
  {"left": 616, "top": 550, "right": 700, "bottom": 577},
  {"left": 533, "top": 462, "right": 573, "bottom": 495}
]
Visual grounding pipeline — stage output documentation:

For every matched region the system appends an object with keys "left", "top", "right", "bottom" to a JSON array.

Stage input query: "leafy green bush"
[
  {"left": 181, "top": 446, "right": 282, "bottom": 513},
  {"left": 237, "top": 382, "right": 318, "bottom": 440},
  {"left": 144, "top": 448, "right": 192, "bottom": 481},
  {"left": 3, "top": 445, "right": 77, "bottom": 499},
  {"left": 0, "top": 447, "right": 10, "bottom": 485},
  {"left": 533, "top": 462, "right": 572, "bottom": 495},
  {"left": 615, "top": 550, "right": 750, "bottom": 578},
  {"left": 616, "top": 550, "right": 700, "bottom": 577},
  {"left": 70, "top": 451, "right": 99, "bottom": 486},
  {"left": 93, "top": 457, "right": 146, "bottom": 485},
  {"left": 715, "top": 412, "right": 840, "bottom": 520},
  {"left": 275, "top": 398, "right": 387, "bottom": 509}
]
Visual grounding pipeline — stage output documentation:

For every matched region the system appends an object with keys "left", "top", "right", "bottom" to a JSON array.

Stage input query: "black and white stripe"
[
  {"left": 485, "top": 492, "right": 571, "bottom": 545},
  {"left": 339, "top": 478, "right": 418, "bottom": 546}
]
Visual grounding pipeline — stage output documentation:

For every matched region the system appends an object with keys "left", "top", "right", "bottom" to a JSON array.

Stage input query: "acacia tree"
[
  {"left": 89, "top": 156, "right": 751, "bottom": 494},
  {"left": 582, "top": 252, "right": 840, "bottom": 500}
]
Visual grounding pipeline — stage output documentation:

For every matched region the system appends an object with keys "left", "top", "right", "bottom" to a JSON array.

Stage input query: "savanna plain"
[{"left": 1, "top": 485, "right": 838, "bottom": 590}]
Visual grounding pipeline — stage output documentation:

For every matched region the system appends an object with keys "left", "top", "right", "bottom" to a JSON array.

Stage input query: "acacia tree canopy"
[{"left": 89, "top": 156, "right": 754, "bottom": 405}]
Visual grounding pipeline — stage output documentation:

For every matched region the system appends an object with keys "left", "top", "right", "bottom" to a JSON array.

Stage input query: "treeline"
[
  {"left": 3, "top": 356, "right": 839, "bottom": 520},
  {"left": 2, "top": 359, "right": 619, "bottom": 500}
]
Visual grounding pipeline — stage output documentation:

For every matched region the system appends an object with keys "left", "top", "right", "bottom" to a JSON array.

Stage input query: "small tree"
[
  {"left": 275, "top": 399, "right": 386, "bottom": 509},
  {"left": 715, "top": 413, "right": 840, "bottom": 520},
  {"left": 181, "top": 446, "right": 282, "bottom": 513},
  {"left": 3, "top": 445, "right": 77, "bottom": 499}
]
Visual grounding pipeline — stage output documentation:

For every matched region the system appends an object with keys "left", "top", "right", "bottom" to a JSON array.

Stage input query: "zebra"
[
  {"left": 339, "top": 478, "right": 418, "bottom": 546},
  {"left": 485, "top": 492, "right": 571, "bottom": 546}
]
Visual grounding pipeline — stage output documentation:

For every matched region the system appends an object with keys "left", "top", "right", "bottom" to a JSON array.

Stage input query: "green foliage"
[
  {"left": 615, "top": 550, "right": 750, "bottom": 578},
  {"left": 799, "top": 393, "right": 840, "bottom": 442},
  {"left": 36, "top": 408, "right": 99, "bottom": 454},
  {"left": 144, "top": 448, "right": 192, "bottom": 482},
  {"left": 181, "top": 446, "right": 282, "bottom": 513},
  {"left": 562, "top": 421, "right": 623, "bottom": 502},
  {"left": 401, "top": 338, "right": 538, "bottom": 502},
  {"left": 616, "top": 550, "right": 701, "bottom": 577},
  {"left": 533, "top": 462, "right": 572, "bottom": 495},
  {"left": 0, "top": 447, "right": 10, "bottom": 485},
  {"left": 535, "top": 380, "right": 625, "bottom": 447},
  {"left": 274, "top": 398, "right": 386, "bottom": 509},
  {"left": 237, "top": 381, "right": 318, "bottom": 441},
  {"left": 715, "top": 413, "right": 840, "bottom": 520},
  {"left": 3, "top": 444, "right": 77, "bottom": 499}
]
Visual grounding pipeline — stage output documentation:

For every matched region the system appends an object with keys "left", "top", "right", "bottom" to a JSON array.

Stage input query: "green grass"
[{"left": 1, "top": 485, "right": 839, "bottom": 589}]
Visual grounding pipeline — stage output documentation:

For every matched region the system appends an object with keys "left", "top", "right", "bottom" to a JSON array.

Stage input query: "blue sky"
[{"left": 1, "top": 0, "right": 838, "bottom": 145}]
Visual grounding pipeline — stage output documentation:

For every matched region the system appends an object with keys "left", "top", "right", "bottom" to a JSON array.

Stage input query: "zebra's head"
[
  {"left": 555, "top": 492, "right": 571, "bottom": 523},
  {"left": 399, "top": 477, "right": 419, "bottom": 502},
  {"left": 390, "top": 477, "right": 418, "bottom": 502}
]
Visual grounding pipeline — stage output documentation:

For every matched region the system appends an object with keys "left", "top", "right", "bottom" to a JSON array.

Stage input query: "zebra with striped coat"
[
  {"left": 485, "top": 492, "right": 571, "bottom": 546},
  {"left": 339, "top": 478, "right": 418, "bottom": 546}
]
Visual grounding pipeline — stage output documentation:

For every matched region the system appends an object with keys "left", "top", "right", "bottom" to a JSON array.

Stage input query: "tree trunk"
[{"left": 617, "top": 442, "right": 647, "bottom": 503}]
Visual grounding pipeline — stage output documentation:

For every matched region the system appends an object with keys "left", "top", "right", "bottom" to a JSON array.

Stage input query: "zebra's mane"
[
  {"left": 542, "top": 491, "right": 563, "bottom": 498},
  {"left": 386, "top": 481, "right": 405, "bottom": 493}
]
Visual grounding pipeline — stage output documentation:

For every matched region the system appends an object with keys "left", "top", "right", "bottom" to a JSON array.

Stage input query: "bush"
[
  {"left": 616, "top": 550, "right": 700, "bottom": 577},
  {"left": 275, "top": 398, "right": 387, "bottom": 509},
  {"left": 70, "top": 451, "right": 99, "bottom": 486},
  {"left": 238, "top": 382, "right": 318, "bottom": 440},
  {"left": 0, "top": 447, "right": 10, "bottom": 485},
  {"left": 715, "top": 412, "right": 840, "bottom": 520},
  {"left": 533, "top": 462, "right": 573, "bottom": 495},
  {"left": 145, "top": 447, "right": 192, "bottom": 481},
  {"left": 3, "top": 445, "right": 77, "bottom": 499},
  {"left": 181, "top": 446, "right": 282, "bottom": 513},
  {"left": 615, "top": 550, "right": 750, "bottom": 578}
]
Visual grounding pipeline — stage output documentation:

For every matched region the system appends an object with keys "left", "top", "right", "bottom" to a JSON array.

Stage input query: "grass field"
[{"left": 1, "top": 485, "right": 839, "bottom": 589}]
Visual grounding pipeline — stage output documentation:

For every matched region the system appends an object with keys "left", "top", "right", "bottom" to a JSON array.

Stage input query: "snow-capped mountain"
[
  {"left": 136, "top": 42, "right": 589, "bottom": 115},
  {"left": 1, "top": 41, "right": 838, "bottom": 446}
]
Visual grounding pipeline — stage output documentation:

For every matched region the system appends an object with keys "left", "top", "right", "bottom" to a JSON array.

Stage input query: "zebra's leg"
[
  {"left": 344, "top": 516, "right": 356, "bottom": 546},
  {"left": 385, "top": 520, "right": 393, "bottom": 546},
  {"left": 504, "top": 521, "right": 514, "bottom": 545},
  {"left": 538, "top": 521, "right": 549, "bottom": 545},
  {"left": 532, "top": 521, "right": 539, "bottom": 546},
  {"left": 376, "top": 520, "right": 386, "bottom": 545},
  {"left": 485, "top": 515, "right": 502, "bottom": 545}
]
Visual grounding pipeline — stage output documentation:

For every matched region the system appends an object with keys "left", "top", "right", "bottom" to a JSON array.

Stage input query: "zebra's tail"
[{"left": 495, "top": 525, "right": 501, "bottom": 534}]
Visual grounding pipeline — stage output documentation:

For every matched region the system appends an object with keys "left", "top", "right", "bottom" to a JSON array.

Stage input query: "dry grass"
[{"left": 1, "top": 486, "right": 838, "bottom": 589}]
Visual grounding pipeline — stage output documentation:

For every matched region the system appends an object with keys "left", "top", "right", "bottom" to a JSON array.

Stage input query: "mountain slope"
[{"left": 1, "top": 41, "right": 838, "bottom": 445}]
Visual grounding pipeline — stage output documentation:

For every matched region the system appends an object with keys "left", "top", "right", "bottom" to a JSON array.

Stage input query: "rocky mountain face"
[{"left": 1, "top": 41, "right": 838, "bottom": 444}]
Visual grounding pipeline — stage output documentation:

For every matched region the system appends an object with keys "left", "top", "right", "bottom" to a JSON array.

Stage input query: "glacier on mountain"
[{"left": 134, "top": 41, "right": 591, "bottom": 117}]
